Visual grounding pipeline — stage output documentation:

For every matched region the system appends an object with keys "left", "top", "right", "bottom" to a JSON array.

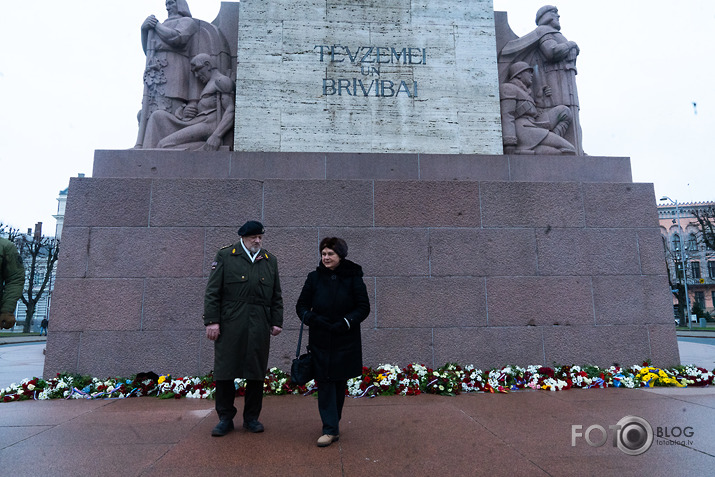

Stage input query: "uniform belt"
[{"left": 235, "top": 296, "right": 271, "bottom": 306}]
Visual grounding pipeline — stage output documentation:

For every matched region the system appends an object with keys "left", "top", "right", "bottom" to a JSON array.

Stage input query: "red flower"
[{"left": 538, "top": 367, "right": 555, "bottom": 378}]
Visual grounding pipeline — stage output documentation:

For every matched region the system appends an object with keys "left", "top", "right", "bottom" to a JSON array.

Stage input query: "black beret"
[{"left": 238, "top": 220, "right": 265, "bottom": 236}]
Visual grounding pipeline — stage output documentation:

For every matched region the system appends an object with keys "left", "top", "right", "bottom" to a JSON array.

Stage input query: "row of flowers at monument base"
[{"left": 2, "top": 362, "right": 713, "bottom": 403}]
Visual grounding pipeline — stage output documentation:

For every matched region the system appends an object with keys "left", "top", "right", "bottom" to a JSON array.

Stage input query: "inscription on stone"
[
  {"left": 235, "top": 0, "right": 502, "bottom": 154},
  {"left": 316, "top": 45, "right": 424, "bottom": 97}
]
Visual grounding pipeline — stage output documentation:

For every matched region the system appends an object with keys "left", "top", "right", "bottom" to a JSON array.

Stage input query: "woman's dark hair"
[{"left": 319, "top": 237, "right": 348, "bottom": 259}]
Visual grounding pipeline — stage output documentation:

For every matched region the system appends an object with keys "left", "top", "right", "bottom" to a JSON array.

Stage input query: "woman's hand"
[
  {"left": 308, "top": 314, "right": 331, "bottom": 330},
  {"left": 329, "top": 319, "right": 349, "bottom": 334}
]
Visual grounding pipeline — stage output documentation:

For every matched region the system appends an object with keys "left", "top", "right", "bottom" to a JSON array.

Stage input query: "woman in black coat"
[{"left": 296, "top": 237, "right": 370, "bottom": 447}]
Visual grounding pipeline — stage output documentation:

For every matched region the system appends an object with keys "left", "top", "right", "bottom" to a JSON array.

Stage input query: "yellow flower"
[
  {"left": 641, "top": 373, "right": 658, "bottom": 382},
  {"left": 158, "top": 375, "right": 167, "bottom": 384},
  {"left": 639, "top": 367, "right": 658, "bottom": 376}
]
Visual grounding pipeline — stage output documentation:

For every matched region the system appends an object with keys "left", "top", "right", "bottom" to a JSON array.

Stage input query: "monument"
[{"left": 45, "top": 1, "right": 680, "bottom": 380}]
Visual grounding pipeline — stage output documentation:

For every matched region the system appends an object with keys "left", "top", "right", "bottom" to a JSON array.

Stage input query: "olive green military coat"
[
  {"left": 203, "top": 244, "right": 283, "bottom": 381},
  {"left": 0, "top": 237, "right": 25, "bottom": 314}
]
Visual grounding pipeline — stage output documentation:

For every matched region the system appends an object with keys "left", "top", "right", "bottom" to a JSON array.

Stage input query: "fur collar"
[{"left": 316, "top": 259, "right": 363, "bottom": 277}]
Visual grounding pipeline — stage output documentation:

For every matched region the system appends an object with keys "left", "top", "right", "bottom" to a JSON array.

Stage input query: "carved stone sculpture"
[
  {"left": 500, "top": 62, "right": 575, "bottom": 155},
  {"left": 135, "top": 0, "right": 234, "bottom": 150},
  {"left": 497, "top": 5, "right": 583, "bottom": 155},
  {"left": 142, "top": 54, "right": 235, "bottom": 151}
]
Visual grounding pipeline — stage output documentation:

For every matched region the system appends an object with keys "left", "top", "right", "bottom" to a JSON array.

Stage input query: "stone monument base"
[{"left": 44, "top": 150, "right": 679, "bottom": 378}]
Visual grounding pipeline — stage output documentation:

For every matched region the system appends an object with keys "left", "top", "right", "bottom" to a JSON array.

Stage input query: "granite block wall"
[
  {"left": 93, "top": 150, "right": 633, "bottom": 183},
  {"left": 45, "top": 154, "right": 680, "bottom": 379}
]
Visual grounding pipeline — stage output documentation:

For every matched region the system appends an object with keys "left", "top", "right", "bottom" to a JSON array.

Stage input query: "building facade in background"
[{"left": 658, "top": 201, "right": 715, "bottom": 318}]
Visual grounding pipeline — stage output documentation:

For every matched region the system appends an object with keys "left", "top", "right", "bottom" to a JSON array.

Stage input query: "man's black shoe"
[
  {"left": 211, "top": 419, "right": 234, "bottom": 437},
  {"left": 243, "top": 420, "right": 265, "bottom": 433}
]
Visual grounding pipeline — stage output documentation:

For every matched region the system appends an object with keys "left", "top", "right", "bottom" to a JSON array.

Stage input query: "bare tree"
[
  {"left": 12, "top": 223, "right": 60, "bottom": 333},
  {"left": 662, "top": 236, "right": 687, "bottom": 325},
  {"left": 692, "top": 206, "right": 715, "bottom": 252},
  {"left": 0, "top": 223, "right": 21, "bottom": 241}
]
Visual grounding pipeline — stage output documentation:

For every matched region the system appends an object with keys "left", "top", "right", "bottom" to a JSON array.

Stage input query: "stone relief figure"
[
  {"left": 135, "top": 0, "right": 235, "bottom": 150},
  {"left": 500, "top": 62, "right": 575, "bottom": 155},
  {"left": 497, "top": 5, "right": 583, "bottom": 155},
  {"left": 142, "top": 54, "right": 235, "bottom": 151}
]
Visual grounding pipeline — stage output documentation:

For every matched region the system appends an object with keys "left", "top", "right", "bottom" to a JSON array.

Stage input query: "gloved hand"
[
  {"left": 300, "top": 310, "right": 314, "bottom": 325},
  {"left": 304, "top": 312, "right": 331, "bottom": 330},
  {"left": 0, "top": 312, "right": 16, "bottom": 330},
  {"left": 302, "top": 311, "right": 317, "bottom": 326},
  {"left": 329, "top": 319, "right": 349, "bottom": 334}
]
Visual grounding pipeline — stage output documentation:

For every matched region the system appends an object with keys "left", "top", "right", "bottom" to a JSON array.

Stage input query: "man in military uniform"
[
  {"left": 204, "top": 220, "right": 283, "bottom": 437},
  {"left": 1, "top": 237, "right": 25, "bottom": 329}
]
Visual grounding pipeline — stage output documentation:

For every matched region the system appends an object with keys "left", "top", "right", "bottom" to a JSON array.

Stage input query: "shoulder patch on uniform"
[{"left": 210, "top": 261, "right": 218, "bottom": 270}]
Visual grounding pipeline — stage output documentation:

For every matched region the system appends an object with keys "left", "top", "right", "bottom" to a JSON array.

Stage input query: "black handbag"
[{"left": 290, "top": 315, "right": 313, "bottom": 386}]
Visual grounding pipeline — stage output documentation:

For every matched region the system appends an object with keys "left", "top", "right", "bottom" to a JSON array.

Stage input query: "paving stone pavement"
[{"left": 0, "top": 337, "right": 713, "bottom": 476}]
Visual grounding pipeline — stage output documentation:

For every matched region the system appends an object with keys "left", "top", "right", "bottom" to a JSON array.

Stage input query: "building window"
[
  {"left": 694, "top": 291, "right": 705, "bottom": 307},
  {"left": 688, "top": 233, "right": 698, "bottom": 251},
  {"left": 672, "top": 234, "right": 681, "bottom": 252},
  {"left": 709, "top": 261, "right": 715, "bottom": 279},
  {"left": 712, "top": 291, "right": 715, "bottom": 309},
  {"left": 691, "top": 261, "right": 701, "bottom": 279}
]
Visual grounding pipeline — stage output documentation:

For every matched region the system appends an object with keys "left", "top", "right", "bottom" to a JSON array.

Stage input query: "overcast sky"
[{"left": 1, "top": 0, "right": 713, "bottom": 235}]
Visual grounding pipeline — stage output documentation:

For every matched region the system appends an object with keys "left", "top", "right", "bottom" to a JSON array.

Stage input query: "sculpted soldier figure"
[
  {"left": 499, "top": 5, "right": 583, "bottom": 154},
  {"left": 204, "top": 221, "right": 284, "bottom": 437},
  {"left": 500, "top": 62, "right": 575, "bottom": 155},
  {"left": 136, "top": 0, "right": 200, "bottom": 147},
  {"left": 142, "top": 54, "right": 235, "bottom": 150},
  {"left": 135, "top": 0, "right": 235, "bottom": 149}
]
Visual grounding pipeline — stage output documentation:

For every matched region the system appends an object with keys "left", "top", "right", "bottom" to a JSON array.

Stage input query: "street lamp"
[{"left": 660, "top": 196, "right": 692, "bottom": 330}]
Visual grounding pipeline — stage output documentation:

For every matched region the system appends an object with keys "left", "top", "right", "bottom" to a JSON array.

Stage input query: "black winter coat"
[{"left": 295, "top": 259, "right": 370, "bottom": 381}]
